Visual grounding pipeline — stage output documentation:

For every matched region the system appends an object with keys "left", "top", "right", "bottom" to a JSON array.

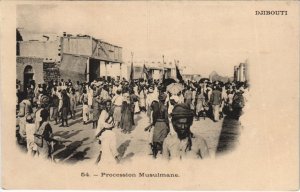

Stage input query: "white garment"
[
  {"left": 192, "top": 90, "right": 196, "bottom": 101},
  {"left": 153, "top": 86, "right": 158, "bottom": 93},
  {"left": 133, "top": 86, "right": 138, "bottom": 94},
  {"left": 134, "top": 101, "right": 140, "bottom": 113},
  {"left": 19, "top": 117, "right": 26, "bottom": 138},
  {"left": 146, "top": 92, "right": 158, "bottom": 107},
  {"left": 207, "top": 87, "right": 212, "bottom": 101},
  {"left": 88, "top": 89, "right": 93, "bottom": 106},
  {"left": 212, "top": 105, "right": 220, "bottom": 121},
  {"left": 139, "top": 90, "right": 146, "bottom": 107},
  {"left": 26, "top": 123, "right": 37, "bottom": 154},
  {"left": 82, "top": 104, "right": 89, "bottom": 122},
  {"left": 35, "top": 108, "right": 42, "bottom": 129},
  {"left": 122, "top": 93, "right": 130, "bottom": 103},
  {"left": 96, "top": 110, "right": 111, "bottom": 136},
  {"left": 178, "top": 94, "right": 184, "bottom": 104},
  {"left": 222, "top": 90, "right": 227, "bottom": 101},
  {"left": 37, "top": 94, "right": 43, "bottom": 105},
  {"left": 58, "top": 99, "right": 63, "bottom": 111},
  {"left": 98, "top": 130, "right": 118, "bottom": 164},
  {"left": 112, "top": 95, "right": 123, "bottom": 106},
  {"left": 112, "top": 86, "right": 118, "bottom": 95},
  {"left": 227, "top": 94, "right": 234, "bottom": 105},
  {"left": 168, "top": 117, "right": 177, "bottom": 135},
  {"left": 57, "top": 92, "right": 62, "bottom": 111},
  {"left": 61, "top": 85, "right": 67, "bottom": 90}
]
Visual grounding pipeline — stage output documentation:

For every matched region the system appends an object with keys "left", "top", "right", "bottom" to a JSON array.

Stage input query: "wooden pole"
[
  {"left": 120, "top": 63, "right": 122, "bottom": 80},
  {"left": 86, "top": 57, "right": 90, "bottom": 82},
  {"left": 131, "top": 52, "right": 134, "bottom": 82},
  {"left": 105, "top": 62, "right": 108, "bottom": 80}
]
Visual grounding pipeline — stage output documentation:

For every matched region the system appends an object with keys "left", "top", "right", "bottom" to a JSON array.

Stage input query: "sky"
[{"left": 17, "top": 2, "right": 255, "bottom": 77}]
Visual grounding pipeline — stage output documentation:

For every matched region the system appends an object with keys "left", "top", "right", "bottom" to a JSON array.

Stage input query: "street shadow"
[
  {"left": 53, "top": 131, "right": 70, "bottom": 138},
  {"left": 134, "top": 115, "right": 142, "bottom": 125},
  {"left": 117, "top": 140, "right": 131, "bottom": 158},
  {"left": 120, "top": 152, "right": 135, "bottom": 163},
  {"left": 74, "top": 113, "right": 82, "bottom": 120},
  {"left": 68, "top": 118, "right": 83, "bottom": 127},
  {"left": 67, "top": 147, "right": 91, "bottom": 162},
  {"left": 216, "top": 116, "right": 241, "bottom": 156},
  {"left": 130, "top": 114, "right": 142, "bottom": 131},
  {"left": 54, "top": 130, "right": 83, "bottom": 140},
  {"left": 54, "top": 137, "right": 89, "bottom": 161},
  {"left": 53, "top": 142, "right": 66, "bottom": 152},
  {"left": 16, "top": 130, "right": 27, "bottom": 153},
  {"left": 75, "top": 107, "right": 82, "bottom": 113}
]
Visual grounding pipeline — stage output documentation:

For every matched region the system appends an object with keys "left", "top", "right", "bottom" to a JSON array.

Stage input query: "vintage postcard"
[{"left": 1, "top": 1, "right": 299, "bottom": 190}]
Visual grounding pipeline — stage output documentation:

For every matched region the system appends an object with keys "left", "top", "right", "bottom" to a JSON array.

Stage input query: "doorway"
[
  {"left": 89, "top": 59, "right": 100, "bottom": 82},
  {"left": 23, "top": 65, "right": 34, "bottom": 92}
]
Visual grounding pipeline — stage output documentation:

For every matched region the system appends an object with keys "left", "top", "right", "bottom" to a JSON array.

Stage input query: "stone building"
[
  {"left": 16, "top": 32, "right": 122, "bottom": 91},
  {"left": 125, "top": 60, "right": 180, "bottom": 80},
  {"left": 234, "top": 62, "right": 249, "bottom": 82},
  {"left": 16, "top": 57, "right": 44, "bottom": 89},
  {"left": 182, "top": 74, "right": 202, "bottom": 81},
  {"left": 60, "top": 34, "right": 122, "bottom": 82}
]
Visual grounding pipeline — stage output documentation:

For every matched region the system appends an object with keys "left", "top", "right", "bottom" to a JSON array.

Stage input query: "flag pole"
[
  {"left": 174, "top": 59, "right": 177, "bottom": 81},
  {"left": 141, "top": 60, "right": 145, "bottom": 79},
  {"left": 174, "top": 59, "right": 183, "bottom": 83},
  {"left": 130, "top": 52, "right": 134, "bottom": 83},
  {"left": 162, "top": 54, "right": 165, "bottom": 81}
]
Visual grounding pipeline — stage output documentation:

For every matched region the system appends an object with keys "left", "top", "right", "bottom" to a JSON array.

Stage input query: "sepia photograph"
[
  {"left": 1, "top": 1, "right": 299, "bottom": 190},
  {"left": 15, "top": 3, "right": 251, "bottom": 164}
]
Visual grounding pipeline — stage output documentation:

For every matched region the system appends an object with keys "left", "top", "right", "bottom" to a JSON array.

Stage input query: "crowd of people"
[{"left": 16, "top": 76, "right": 249, "bottom": 163}]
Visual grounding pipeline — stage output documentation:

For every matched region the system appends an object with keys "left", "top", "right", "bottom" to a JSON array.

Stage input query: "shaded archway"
[
  {"left": 23, "top": 65, "right": 34, "bottom": 93},
  {"left": 89, "top": 58, "right": 100, "bottom": 82}
]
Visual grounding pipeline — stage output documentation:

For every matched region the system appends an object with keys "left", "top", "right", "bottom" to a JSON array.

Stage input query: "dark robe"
[
  {"left": 120, "top": 101, "right": 133, "bottom": 133},
  {"left": 61, "top": 94, "right": 70, "bottom": 120}
]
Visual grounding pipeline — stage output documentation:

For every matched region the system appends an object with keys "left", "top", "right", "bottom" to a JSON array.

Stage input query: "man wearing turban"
[{"left": 162, "top": 104, "right": 209, "bottom": 160}]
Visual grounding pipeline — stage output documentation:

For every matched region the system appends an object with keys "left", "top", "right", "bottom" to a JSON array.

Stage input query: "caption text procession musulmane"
[{"left": 99, "top": 172, "right": 180, "bottom": 178}]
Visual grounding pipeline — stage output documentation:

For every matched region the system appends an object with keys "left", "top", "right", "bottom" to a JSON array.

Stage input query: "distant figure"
[
  {"left": 92, "top": 89, "right": 101, "bottom": 129},
  {"left": 50, "top": 88, "right": 59, "bottom": 124},
  {"left": 81, "top": 89, "right": 89, "bottom": 124},
  {"left": 232, "top": 87, "right": 245, "bottom": 120},
  {"left": 120, "top": 91, "right": 133, "bottom": 134},
  {"left": 60, "top": 90, "right": 70, "bottom": 127},
  {"left": 130, "top": 90, "right": 139, "bottom": 125},
  {"left": 69, "top": 88, "right": 77, "bottom": 120},
  {"left": 112, "top": 90, "right": 123, "bottom": 128},
  {"left": 184, "top": 86, "right": 193, "bottom": 108},
  {"left": 87, "top": 85, "right": 94, "bottom": 121},
  {"left": 195, "top": 88, "right": 207, "bottom": 120},
  {"left": 138, "top": 86, "right": 147, "bottom": 112},
  {"left": 146, "top": 87, "right": 158, "bottom": 123},
  {"left": 210, "top": 85, "right": 222, "bottom": 122}
]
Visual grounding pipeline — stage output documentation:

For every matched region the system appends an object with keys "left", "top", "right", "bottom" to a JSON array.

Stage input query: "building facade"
[
  {"left": 182, "top": 74, "right": 202, "bottom": 81},
  {"left": 60, "top": 35, "right": 122, "bottom": 82},
  {"left": 125, "top": 60, "right": 180, "bottom": 80},
  {"left": 234, "top": 62, "right": 249, "bottom": 82},
  {"left": 17, "top": 32, "right": 123, "bottom": 91}
]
